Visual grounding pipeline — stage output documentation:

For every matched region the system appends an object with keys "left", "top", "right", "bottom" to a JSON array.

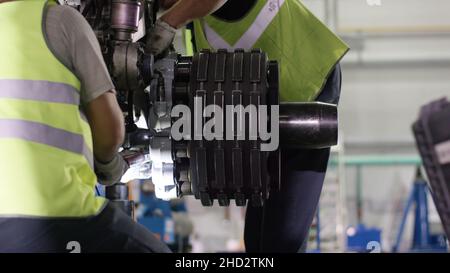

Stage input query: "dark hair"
[{"left": 213, "top": 0, "right": 257, "bottom": 22}]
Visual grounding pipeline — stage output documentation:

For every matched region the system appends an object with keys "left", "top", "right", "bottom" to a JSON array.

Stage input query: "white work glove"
[
  {"left": 146, "top": 18, "right": 177, "bottom": 56},
  {"left": 120, "top": 161, "right": 152, "bottom": 183},
  {"left": 120, "top": 151, "right": 152, "bottom": 183},
  {"left": 94, "top": 154, "right": 130, "bottom": 186}
]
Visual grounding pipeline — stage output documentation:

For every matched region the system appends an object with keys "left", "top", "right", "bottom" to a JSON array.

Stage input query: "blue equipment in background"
[
  {"left": 346, "top": 224, "right": 382, "bottom": 252},
  {"left": 137, "top": 185, "right": 175, "bottom": 245},
  {"left": 392, "top": 169, "right": 448, "bottom": 252},
  {"left": 307, "top": 207, "right": 321, "bottom": 253}
]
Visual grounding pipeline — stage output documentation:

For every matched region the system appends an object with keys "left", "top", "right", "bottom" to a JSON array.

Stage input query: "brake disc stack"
[{"left": 172, "top": 49, "right": 279, "bottom": 207}]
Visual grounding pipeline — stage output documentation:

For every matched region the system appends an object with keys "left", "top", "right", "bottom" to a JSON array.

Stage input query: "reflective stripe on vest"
[
  {"left": 0, "top": 119, "right": 94, "bottom": 168},
  {"left": 0, "top": 79, "right": 80, "bottom": 104},
  {"left": 203, "top": 0, "right": 285, "bottom": 50},
  {"left": 0, "top": 77, "right": 93, "bottom": 167}
]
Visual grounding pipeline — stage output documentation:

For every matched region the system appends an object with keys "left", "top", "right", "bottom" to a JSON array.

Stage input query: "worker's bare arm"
[
  {"left": 85, "top": 91, "right": 125, "bottom": 163},
  {"left": 161, "top": 0, "right": 226, "bottom": 28}
]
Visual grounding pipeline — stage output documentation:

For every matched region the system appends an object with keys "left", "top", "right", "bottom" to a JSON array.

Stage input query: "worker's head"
[
  {"left": 159, "top": 0, "right": 229, "bottom": 11},
  {"left": 159, "top": 0, "right": 178, "bottom": 10},
  {"left": 213, "top": 0, "right": 257, "bottom": 21}
]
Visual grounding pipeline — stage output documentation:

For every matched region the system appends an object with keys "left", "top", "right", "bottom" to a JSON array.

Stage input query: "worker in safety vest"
[
  {"left": 153, "top": 0, "right": 349, "bottom": 252},
  {"left": 0, "top": 0, "right": 171, "bottom": 252}
]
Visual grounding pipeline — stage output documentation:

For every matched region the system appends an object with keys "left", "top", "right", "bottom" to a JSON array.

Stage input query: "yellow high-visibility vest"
[
  {"left": 0, "top": 0, "right": 105, "bottom": 217},
  {"left": 193, "top": 0, "right": 349, "bottom": 102}
]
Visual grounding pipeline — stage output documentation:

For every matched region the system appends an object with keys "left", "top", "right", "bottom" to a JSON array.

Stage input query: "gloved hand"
[
  {"left": 94, "top": 153, "right": 130, "bottom": 186},
  {"left": 145, "top": 18, "right": 177, "bottom": 56},
  {"left": 120, "top": 150, "right": 151, "bottom": 183}
]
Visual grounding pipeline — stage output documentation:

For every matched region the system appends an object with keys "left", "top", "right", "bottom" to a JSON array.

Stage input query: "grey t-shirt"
[{"left": 44, "top": 5, "right": 115, "bottom": 106}]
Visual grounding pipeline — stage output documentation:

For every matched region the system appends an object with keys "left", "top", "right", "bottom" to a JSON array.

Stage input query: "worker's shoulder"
[
  {"left": 46, "top": 4, "right": 88, "bottom": 31},
  {"left": 47, "top": 4, "right": 83, "bottom": 18},
  {"left": 44, "top": 5, "right": 94, "bottom": 72}
]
